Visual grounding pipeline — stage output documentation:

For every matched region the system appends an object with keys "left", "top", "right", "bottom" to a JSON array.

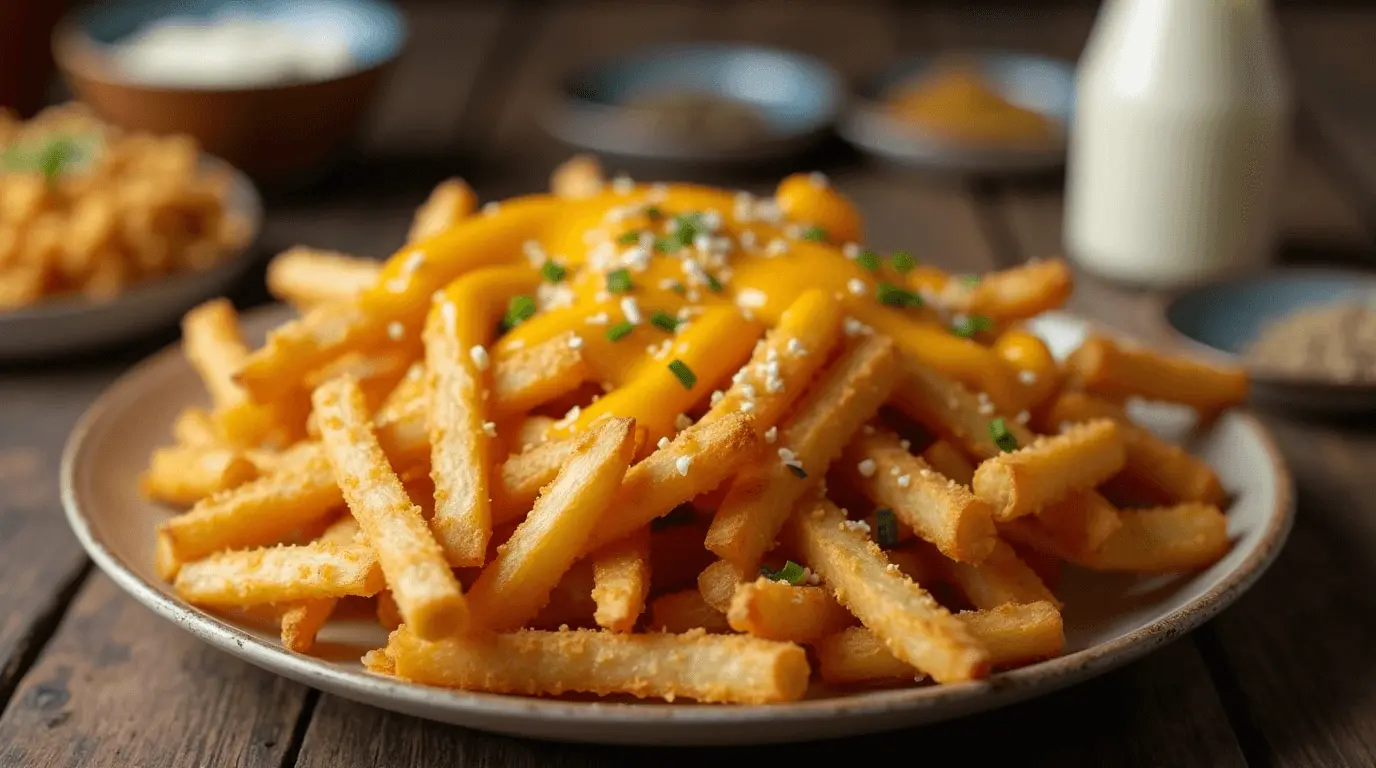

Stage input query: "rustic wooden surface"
[{"left": 2, "top": 1, "right": 1376, "bottom": 765}]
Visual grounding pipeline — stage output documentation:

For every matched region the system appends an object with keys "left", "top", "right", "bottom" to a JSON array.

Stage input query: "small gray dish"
[
  {"left": 1163, "top": 268, "right": 1376, "bottom": 414},
  {"left": 840, "top": 52, "right": 1074, "bottom": 174},
  {"left": 540, "top": 43, "right": 844, "bottom": 167}
]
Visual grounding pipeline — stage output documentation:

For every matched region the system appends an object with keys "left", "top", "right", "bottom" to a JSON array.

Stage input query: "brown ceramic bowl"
[{"left": 52, "top": 0, "right": 407, "bottom": 189}]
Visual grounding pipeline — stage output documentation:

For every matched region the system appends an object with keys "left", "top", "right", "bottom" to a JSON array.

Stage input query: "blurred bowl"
[
  {"left": 0, "top": 155, "right": 262, "bottom": 361},
  {"left": 542, "top": 43, "right": 844, "bottom": 167},
  {"left": 53, "top": 0, "right": 406, "bottom": 188},
  {"left": 1163, "top": 269, "right": 1376, "bottom": 414},
  {"left": 840, "top": 52, "right": 1074, "bottom": 175}
]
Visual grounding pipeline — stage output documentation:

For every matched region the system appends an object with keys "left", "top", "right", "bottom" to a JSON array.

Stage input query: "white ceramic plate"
[
  {"left": 0, "top": 157, "right": 261, "bottom": 361},
  {"left": 61, "top": 307, "right": 1293, "bottom": 746}
]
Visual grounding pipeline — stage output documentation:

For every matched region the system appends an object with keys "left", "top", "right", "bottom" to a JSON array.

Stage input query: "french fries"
[{"left": 144, "top": 169, "right": 1243, "bottom": 704}]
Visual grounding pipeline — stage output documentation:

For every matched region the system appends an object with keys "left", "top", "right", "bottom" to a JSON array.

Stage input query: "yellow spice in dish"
[{"left": 886, "top": 61, "right": 1058, "bottom": 148}]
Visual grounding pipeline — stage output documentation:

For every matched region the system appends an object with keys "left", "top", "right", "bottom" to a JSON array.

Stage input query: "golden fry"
[
  {"left": 266, "top": 246, "right": 380, "bottom": 309},
  {"left": 1067, "top": 335, "right": 1249, "bottom": 413},
  {"left": 649, "top": 590, "right": 731, "bottom": 634},
  {"left": 591, "top": 528, "right": 652, "bottom": 633},
  {"left": 408, "top": 178, "right": 478, "bottom": 243},
  {"left": 698, "top": 558, "right": 752, "bottom": 614},
  {"left": 936, "top": 539, "right": 1061, "bottom": 610},
  {"left": 972, "top": 419, "right": 1125, "bottom": 520},
  {"left": 174, "top": 541, "right": 383, "bottom": 606},
  {"left": 280, "top": 516, "right": 361, "bottom": 653},
  {"left": 549, "top": 154, "right": 605, "bottom": 199},
  {"left": 921, "top": 439, "right": 977, "bottom": 486},
  {"left": 728, "top": 577, "right": 856, "bottom": 643},
  {"left": 182, "top": 299, "right": 285, "bottom": 447},
  {"left": 171, "top": 407, "right": 219, "bottom": 447},
  {"left": 140, "top": 444, "right": 258, "bottom": 507},
  {"left": 489, "top": 331, "right": 593, "bottom": 420}
]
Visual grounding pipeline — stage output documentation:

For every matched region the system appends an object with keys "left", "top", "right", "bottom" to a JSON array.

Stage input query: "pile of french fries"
[{"left": 143, "top": 156, "right": 1248, "bottom": 704}]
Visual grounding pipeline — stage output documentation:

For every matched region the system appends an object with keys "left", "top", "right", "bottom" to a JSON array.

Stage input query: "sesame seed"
[
  {"left": 676, "top": 456, "right": 692, "bottom": 476},
  {"left": 675, "top": 413, "right": 693, "bottom": 431},
  {"left": 766, "top": 238, "right": 789, "bottom": 257},
  {"left": 386, "top": 321, "right": 405, "bottom": 341},
  {"left": 765, "top": 376, "right": 784, "bottom": 394},
  {"left": 740, "top": 401, "right": 755, "bottom": 413},
  {"left": 740, "top": 383, "right": 757, "bottom": 399},
  {"left": 702, "top": 210, "right": 723, "bottom": 231},
  {"left": 778, "top": 447, "right": 796, "bottom": 462},
  {"left": 710, "top": 390, "right": 724, "bottom": 406},
  {"left": 765, "top": 426, "right": 778, "bottom": 444},
  {"left": 693, "top": 233, "right": 712, "bottom": 252},
  {"left": 786, "top": 338, "right": 807, "bottom": 357},
  {"left": 809, "top": 171, "right": 829, "bottom": 188},
  {"left": 736, "top": 288, "right": 768, "bottom": 308},
  {"left": 897, "top": 474, "right": 911, "bottom": 488},
  {"left": 482, "top": 422, "right": 497, "bottom": 437},
  {"left": 620, "top": 297, "right": 642, "bottom": 325},
  {"left": 568, "top": 335, "right": 584, "bottom": 350},
  {"left": 402, "top": 252, "right": 425, "bottom": 274},
  {"left": 611, "top": 175, "right": 634, "bottom": 194},
  {"left": 586, "top": 312, "right": 609, "bottom": 325},
  {"left": 843, "top": 317, "right": 873, "bottom": 337},
  {"left": 1016, "top": 410, "right": 1031, "bottom": 424},
  {"left": 739, "top": 230, "right": 757, "bottom": 250},
  {"left": 1018, "top": 370, "right": 1038, "bottom": 385},
  {"left": 468, "top": 345, "right": 489, "bottom": 371},
  {"left": 843, "top": 242, "right": 861, "bottom": 259},
  {"left": 440, "top": 301, "right": 457, "bottom": 330},
  {"left": 658, "top": 436, "right": 671, "bottom": 450},
  {"left": 886, "top": 563, "right": 901, "bottom": 573},
  {"left": 847, "top": 278, "right": 867, "bottom": 296},
  {"left": 482, "top": 201, "right": 501, "bottom": 215},
  {"left": 857, "top": 459, "right": 877, "bottom": 477},
  {"left": 976, "top": 392, "right": 995, "bottom": 416}
]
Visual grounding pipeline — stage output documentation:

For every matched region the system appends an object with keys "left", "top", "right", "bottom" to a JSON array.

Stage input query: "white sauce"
[{"left": 112, "top": 15, "right": 355, "bottom": 88}]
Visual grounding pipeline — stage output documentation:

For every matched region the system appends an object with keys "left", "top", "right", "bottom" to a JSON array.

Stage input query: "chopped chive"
[
  {"left": 644, "top": 205, "right": 663, "bottom": 220},
  {"left": 650, "top": 310, "right": 680, "bottom": 332},
  {"left": 705, "top": 273, "right": 724, "bottom": 293},
  {"left": 854, "top": 250, "right": 881, "bottom": 272},
  {"left": 606, "top": 268, "right": 633, "bottom": 294},
  {"left": 786, "top": 463, "right": 808, "bottom": 479},
  {"left": 875, "top": 508, "right": 899, "bottom": 548},
  {"left": 760, "top": 560, "right": 807, "bottom": 585},
  {"left": 950, "top": 314, "right": 994, "bottom": 338},
  {"left": 540, "top": 261, "right": 567, "bottom": 283},
  {"left": 605, "top": 321, "right": 634, "bottom": 342},
  {"left": 876, "top": 282, "right": 923, "bottom": 308},
  {"left": 500, "top": 295, "right": 537, "bottom": 330},
  {"left": 654, "top": 236, "right": 683, "bottom": 253},
  {"left": 800, "top": 225, "right": 828, "bottom": 242},
  {"left": 989, "top": 417, "right": 1018, "bottom": 453},
  {"left": 617, "top": 230, "right": 642, "bottom": 245},
  {"left": 668, "top": 281, "right": 687, "bottom": 295},
  {"left": 961, "top": 274, "right": 982, "bottom": 287},
  {"left": 668, "top": 359, "right": 697, "bottom": 390},
  {"left": 890, "top": 251, "right": 917, "bottom": 274}
]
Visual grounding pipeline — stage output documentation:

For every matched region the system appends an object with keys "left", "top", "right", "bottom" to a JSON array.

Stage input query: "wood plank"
[{"left": 0, "top": 575, "right": 311, "bottom": 768}]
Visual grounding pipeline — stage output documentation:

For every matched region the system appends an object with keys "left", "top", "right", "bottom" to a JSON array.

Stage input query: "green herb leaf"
[
  {"left": 650, "top": 310, "right": 680, "bottom": 333},
  {"left": 668, "top": 359, "right": 697, "bottom": 390},
  {"left": 890, "top": 251, "right": 917, "bottom": 274},
  {"left": 540, "top": 261, "right": 567, "bottom": 283},
  {"left": 800, "top": 225, "right": 828, "bottom": 242},
  {"left": 760, "top": 560, "right": 808, "bottom": 585},
  {"left": 617, "top": 230, "right": 642, "bottom": 245},
  {"left": 950, "top": 314, "right": 993, "bottom": 339},
  {"left": 961, "top": 274, "right": 982, "bottom": 287},
  {"left": 854, "top": 250, "right": 881, "bottom": 272},
  {"left": 989, "top": 417, "right": 1018, "bottom": 453},
  {"left": 644, "top": 205, "right": 663, "bottom": 220},
  {"left": 705, "top": 273, "right": 724, "bottom": 293},
  {"left": 667, "top": 281, "right": 687, "bottom": 295},
  {"left": 875, "top": 508, "right": 899, "bottom": 548},
  {"left": 654, "top": 235, "right": 684, "bottom": 254},
  {"left": 501, "top": 295, "right": 537, "bottom": 331},
  {"left": 606, "top": 268, "right": 633, "bottom": 294},
  {"left": 605, "top": 321, "right": 635, "bottom": 342},
  {"left": 876, "top": 282, "right": 923, "bottom": 308},
  {"left": 786, "top": 463, "right": 808, "bottom": 479}
]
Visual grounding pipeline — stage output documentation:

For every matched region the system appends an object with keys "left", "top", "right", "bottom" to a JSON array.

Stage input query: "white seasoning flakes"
[
  {"left": 620, "top": 296, "right": 642, "bottom": 325},
  {"left": 693, "top": 233, "right": 713, "bottom": 252},
  {"left": 482, "top": 421, "right": 497, "bottom": 437},
  {"left": 843, "top": 242, "right": 861, "bottom": 259},
  {"left": 976, "top": 392, "right": 995, "bottom": 416},
  {"left": 739, "top": 401, "right": 755, "bottom": 414},
  {"left": 736, "top": 287, "right": 768, "bottom": 309},
  {"left": 755, "top": 199, "right": 784, "bottom": 223},
  {"left": 441, "top": 301, "right": 458, "bottom": 331},
  {"left": 841, "top": 519, "right": 871, "bottom": 535},
  {"left": 786, "top": 338, "right": 807, "bottom": 357},
  {"left": 586, "top": 312, "right": 609, "bottom": 325},
  {"left": 765, "top": 238, "right": 790, "bottom": 257},
  {"left": 1018, "top": 370, "right": 1039, "bottom": 385},
  {"left": 897, "top": 474, "right": 911, "bottom": 488},
  {"left": 676, "top": 456, "right": 693, "bottom": 476},
  {"left": 482, "top": 201, "right": 501, "bottom": 216},
  {"left": 843, "top": 317, "right": 874, "bottom": 337},
  {"left": 765, "top": 374, "right": 785, "bottom": 395},
  {"left": 809, "top": 171, "right": 829, "bottom": 188},
  {"left": 857, "top": 459, "right": 877, "bottom": 478},
  {"left": 621, "top": 245, "right": 652, "bottom": 272},
  {"left": 778, "top": 447, "right": 797, "bottom": 462},
  {"left": 468, "top": 344, "right": 489, "bottom": 371},
  {"left": 386, "top": 321, "right": 405, "bottom": 341},
  {"left": 401, "top": 251, "right": 425, "bottom": 274},
  {"left": 739, "top": 229, "right": 758, "bottom": 250},
  {"left": 568, "top": 335, "right": 584, "bottom": 350},
  {"left": 899, "top": 439, "right": 911, "bottom": 451},
  {"left": 710, "top": 390, "right": 725, "bottom": 406},
  {"left": 611, "top": 174, "right": 635, "bottom": 194},
  {"left": 522, "top": 239, "right": 546, "bottom": 267},
  {"left": 765, "top": 426, "right": 778, "bottom": 444},
  {"left": 847, "top": 278, "right": 867, "bottom": 297},
  {"left": 657, "top": 436, "right": 671, "bottom": 450},
  {"left": 805, "top": 569, "right": 821, "bottom": 586},
  {"left": 555, "top": 405, "right": 582, "bottom": 429},
  {"left": 1016, "top": 410, "right": 1031, "bottom": 424},
  {"left": 701, "top": 209, "right": 723, "bottom": 232},
  {"left": 675, "top": 413, "right": 693, "bottom": 431},
  {"left": 886, "top": 563, "right": 902, "bottom": 574}
]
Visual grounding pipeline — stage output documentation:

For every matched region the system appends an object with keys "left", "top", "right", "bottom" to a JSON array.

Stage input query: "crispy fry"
[
  {"left": 174, "top": 541, "right": 383, "bottom": 607},
  {"left": 466, "top": 418, "right": 636, "bottom": 631},
  {"left": 582, "top": 413, "right": 759, "bottom": 553},
  {"left": 937, "top": 539, "right": 1061, "bottom": 610},
  {"left": 1067, "top": 335, "right": 1249, "bottom": 413},
  {"left": 591, "top": 528, "right": 652, "bottom": 633},
  {"left": 266, "top": 247, "right": 381, "bottom": 309},
  {"left": 530, "top": 560, "right": 598, "bottom": 630},
  {"left": 377, "top": 590, "right": 403, "bottom": 632},
  {"left": 785, "top": 498, "right": 989, "bottom": 683},
  {"left": 305, "top": 350, "right": 415, "bottom": 413},
  {"left": 649, "top": 590, "right": 732, "bottom": 634},
  {"left": 837, "top": 426, "right": 997, "bottom": 562},
  {"left": 140, "top": 444, "right": 258, "bottom": 506},
  {"left": 172, "top": 407, "right": 219, "bottom": 446},
  {"left": 408, "top": 178, "right": 478, "bottom": 243},
  {"left": 814, "top": 602, "right": 1065, "bottom": 685},
  {"left": 921, "top": 439, "right": 977, "bottom": 486},
  {"left": 245, "top": 440, "right": 324, "bottom": 476},
  {"left": 512, "top": 415, "right": 556, "bottom": 449},
  {"left": 728, "top": 577, "right": 856, "bottom": 643},
  {"left": 964, "top": 259, "right": 1074, "bottom": 322},
  {"left": 489, "top": 331, "right": 593, "bottom": 420},
  {"left": 1031, "top": 489, "right": 1125, "bottom": 557},
  {"left": 182, "top": 299, "right": 286, "bottom": 447},
  {"left": 973, "top": 419, "right": 1126, "bottom": 520},
  {"left": 385, "top": 626, "right": 810, "bottom": 704},
  {"left": 490, "top": 435, "right": 581, "bottom": 525},
  {"left": 426, "top": 267, "right": 540, "bottom": 565},
  {"left": 550, "top": 154, "right": 605, "bottom": 199},
  {"left": 698, "top": 558, "right": 752, "bottom": 614},
  {"left": 1042, "top": 391, "right": 1224, "bottom": 505},
  {"left": 707, "top": 335, "right": 899, "bottom": 568},
  {"left": 280, "top": 516, "right": 361, "bottom": 652},
  {"left": 1009, "top": 503, "right": 1230, "bottom": 572},
  {"left": 314, "top": 377, "right": 468, "bottom": 640}
]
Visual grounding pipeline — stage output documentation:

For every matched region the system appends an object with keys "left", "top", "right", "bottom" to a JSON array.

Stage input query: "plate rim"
[{"left": 59, "top": 306, "right": 1295, "bottom": 744}]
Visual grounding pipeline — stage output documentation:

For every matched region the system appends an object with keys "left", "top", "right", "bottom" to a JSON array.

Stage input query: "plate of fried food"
[
  {"left": 0, "top": 103, "right": 259, "bottom": 359},
  {"left": 62, "top": 157, "right": 1291, "bottom": 745}
]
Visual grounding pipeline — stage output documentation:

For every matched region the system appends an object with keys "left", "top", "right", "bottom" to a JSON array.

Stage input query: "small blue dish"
[
  {"left": 541, "top": 43, "right": 844, "bottom": 165},
  {"left": 840, "top": 52, "right": 1075, "bottom": 174},
  {"left": 1164, "top": 269, "right": 1376, "bottom": 414}
]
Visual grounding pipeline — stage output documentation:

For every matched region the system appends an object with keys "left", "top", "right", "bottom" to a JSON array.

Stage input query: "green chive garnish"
[
  {"left": 950, "top": 314, "right": 994, "bottom": 339},
  {"left": 501, "top": 295, "right": 537, "bottom": 330},
  {"left": 605, "top": 321, "right": 634, "bottom": 342},
  {"left": 705, "top": 273, "right": 724, "bottom": 293},
  {"left": 760, "top": 560, "right": 807, "bottom": 585},
  {"left": 854, "top": 250, "right": 881, "bottom": 272},
  {"left": 644, "top": 205, "right": 663, "bottom": 220},
  {"left": 668, "top": 359, "right": 696, "bottom": 390},
  {"left": 890, "top": 251, "right": 917, "bottom": 274},
  {"left": 876, "top": 282, "right": 922, "bottom": 308},
  {"left": 961, "top": 274, "right": 982, "bottom": 287},
  {"left": 875, "top": 508, "right": 899, "bottom": 548},
  {"left": 668, "top": 282, "right": 687, "bottom": 295},
  {"left": 786, "top": 464, "right": 808, "bottom": 479},
  {"left": 617, "top": 230, "right": 642, "bottom": 245},
  {"left": 606, "top": 268, "right": 633, "bottom": 294},
  {"left": 654, "top": 236, "right": 683, "bottom": 254},
  {"left": 989, "top": 418, "right": 1018, "bottom": 453},
  {"left": 540, "top": 261, "right": 566, "bottom": 283},
  {"left": 800, "top": 225, "right": 827, "bottom": 242},
  {"left": 650, "top": 311, "right": 680, "bottom": 332}
]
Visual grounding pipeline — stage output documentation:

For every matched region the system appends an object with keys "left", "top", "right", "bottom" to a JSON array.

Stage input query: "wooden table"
[{"left": 4, "top": 2, "right": 1376, "bottom": 765}]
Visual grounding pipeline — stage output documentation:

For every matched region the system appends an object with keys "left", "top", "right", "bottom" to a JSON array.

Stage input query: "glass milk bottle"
[{"left": 1064, "top": 0, "right": 1292, "bottom": 287}]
